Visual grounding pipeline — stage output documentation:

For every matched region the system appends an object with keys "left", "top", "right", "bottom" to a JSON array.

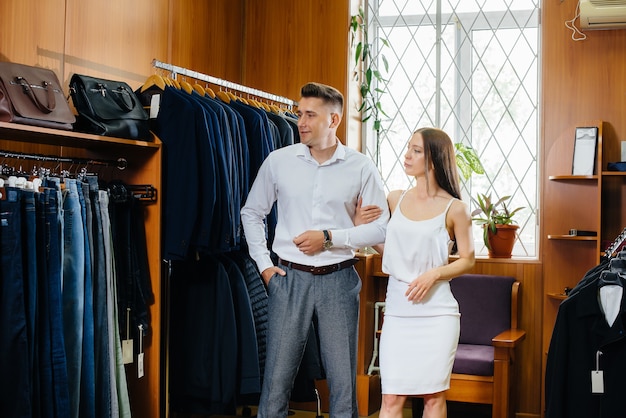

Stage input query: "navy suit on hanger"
[
  {"left": 156, "top": 87, "right": 216, "bottom": 260},
  {"left": 187, "top": 91, "right": 235, "bottom": 252}
]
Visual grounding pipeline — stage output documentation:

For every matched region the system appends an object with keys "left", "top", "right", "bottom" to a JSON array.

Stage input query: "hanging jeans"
[
  {"left": 62, "top": 179, "right": 86, "bottom": 418},
  {"left": 0, "top": 188, "right": 31, "bottom": 418},
  {"left": 100, "top": 190, "right": 132, "bottom": 418},
  {"left": 38, "top": 184, "right": 70, "bottom": 418},
  {"left": 20, "top": 189, "right": 40, "bottom": 417},
  {"left": 78, "top": 182, "right": 96, "bottom": 418},
  {"left": 88, "top": 177, "right": 113, "bottom": 418}
]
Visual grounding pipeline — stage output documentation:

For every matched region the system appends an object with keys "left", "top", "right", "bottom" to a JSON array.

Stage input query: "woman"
[{"left": 358, "top": 127, "right": 475, "bottom": 418}]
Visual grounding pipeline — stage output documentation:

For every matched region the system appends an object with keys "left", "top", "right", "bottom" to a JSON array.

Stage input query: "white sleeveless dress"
[{"left": 379, "top": 193, "right": 460, "bottom": 395}]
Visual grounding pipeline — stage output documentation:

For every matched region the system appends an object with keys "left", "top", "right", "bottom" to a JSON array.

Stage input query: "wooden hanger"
[
  {"left": 193, "top": 83, "right": 206, "bottom": 96},
  {"left": 226, "top": 91, "right": 238, "bottom": 102},
  {"left": 180, "top": 80, "right": 194, "bottom": 94},
  {"left": 140, "top": 74, "right": 166, "bottom": 92},
  {"left": 216, "top": 90, "right": 231, "bottom": 103},
  {"left": 204, "top": 87, "right": 216, "bottom": 99},
  {"left": 167, "top": 78, "right": 181, "bottom": 89}
]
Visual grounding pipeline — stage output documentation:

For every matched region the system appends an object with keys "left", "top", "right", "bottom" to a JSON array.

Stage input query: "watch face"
[{"left": 323, "top": 240, "right": 333, "bottom": 250}]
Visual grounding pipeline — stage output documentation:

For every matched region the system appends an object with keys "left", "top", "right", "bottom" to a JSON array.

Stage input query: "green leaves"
[
  {"left": 454, "top": 143, "right": 484, "bottom": 180},
  {"left": 350, "top": 7, "right": 388, "bottom": 133}
]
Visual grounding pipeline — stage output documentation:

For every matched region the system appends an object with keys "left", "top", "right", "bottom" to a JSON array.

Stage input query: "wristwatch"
[{"left": 322, "top": 230, "right": 333, "bottom": 250}]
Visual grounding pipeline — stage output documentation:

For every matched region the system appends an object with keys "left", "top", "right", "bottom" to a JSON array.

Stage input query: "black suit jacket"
[{"left": 545, "top": 271, "right": 626, "bottom": 418}]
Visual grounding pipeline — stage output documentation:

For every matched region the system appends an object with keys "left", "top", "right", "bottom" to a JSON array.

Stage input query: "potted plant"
[{"left": 471, "top": 193, "right": 524, "bottom": 258}]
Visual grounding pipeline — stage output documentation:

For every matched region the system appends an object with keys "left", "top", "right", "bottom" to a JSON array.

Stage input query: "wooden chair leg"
[{"left": 492, "top": 347, "right": 512, "bottom": 418}]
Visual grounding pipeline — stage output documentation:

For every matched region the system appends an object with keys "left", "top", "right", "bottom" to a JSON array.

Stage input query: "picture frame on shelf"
[{"left": 572, "top": 126, "right": 598, "bottom": 175}]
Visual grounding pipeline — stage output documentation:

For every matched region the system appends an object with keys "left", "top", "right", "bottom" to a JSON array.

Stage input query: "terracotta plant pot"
[{"left": 486, "top": 224, "right": 519, "bottom": 258}]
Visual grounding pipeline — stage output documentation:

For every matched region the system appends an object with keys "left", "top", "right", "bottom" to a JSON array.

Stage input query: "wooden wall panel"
[
  {"left": 62, "top": 0, "right": 169, "bottom": 88},
  {"left": 243, "top": 0, "right": 350, "bottom": 141},
  {"left": 167, "top": 0, "right": 244, "bottom": 82},
  {"left": 0, "top": 0, "right": 67, "bottom": 79}
]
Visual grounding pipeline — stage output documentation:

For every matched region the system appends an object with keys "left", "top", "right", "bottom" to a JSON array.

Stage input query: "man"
[{"left": 241, "top": 82, "right": 389, "bottom": 418}]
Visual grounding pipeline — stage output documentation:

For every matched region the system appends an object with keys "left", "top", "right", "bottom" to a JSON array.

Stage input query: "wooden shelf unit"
[
  {"left": 542, "top": 119, "right": 626, "bottom": 409},
  {"left": 0, "top": 122, "right": 163, "bottom": 418}
]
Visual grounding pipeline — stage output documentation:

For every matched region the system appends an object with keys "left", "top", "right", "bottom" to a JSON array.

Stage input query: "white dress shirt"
[{"left": 241, "top": 142, "right": 389, "bottom": 273}]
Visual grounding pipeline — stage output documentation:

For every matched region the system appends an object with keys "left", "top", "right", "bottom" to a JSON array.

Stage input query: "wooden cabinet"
[
  {"left": 0, "top": 121, "right": 162, "bottom": 418},
  {"left": 542, "top": 119, "right": 626, "bottom": 408}
]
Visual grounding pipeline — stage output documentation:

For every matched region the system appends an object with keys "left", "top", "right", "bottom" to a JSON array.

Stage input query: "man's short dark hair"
[{"left": 300, "top": 82, "right": 344, "bottom": 114}]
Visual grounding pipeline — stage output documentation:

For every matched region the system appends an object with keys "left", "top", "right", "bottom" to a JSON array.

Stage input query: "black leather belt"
[{"left": 278, "top": 257, "right": 359, "bottom": 275}]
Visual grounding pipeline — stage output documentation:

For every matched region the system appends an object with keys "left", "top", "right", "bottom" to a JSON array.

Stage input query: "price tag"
[
  {"left": 122, "top": 308, "right": 133, "bottom": 364},
  {"left": 591, "top": 370, "right": 604, "bottom": 393},
  {"left": 137, "top": 324, "right": 145, "bottom": 378},
  {"left": 592, "top": 350, "right": 604, "bottom": 394},
  {"left": 150, "top": 94, "right": 161, "bottom": 119}
]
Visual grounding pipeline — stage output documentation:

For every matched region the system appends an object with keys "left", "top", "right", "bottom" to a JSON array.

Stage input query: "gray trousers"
[{"left": 257, "top": 265, "right": 362, "bottom": 418}]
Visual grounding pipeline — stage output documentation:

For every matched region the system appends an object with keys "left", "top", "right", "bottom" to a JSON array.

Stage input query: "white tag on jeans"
[
  {"left": 138, "top": 353, "right": 144, "bottom": 378},
  {"left": 122, "top": 339, "right": 133, "bottom": 364}
]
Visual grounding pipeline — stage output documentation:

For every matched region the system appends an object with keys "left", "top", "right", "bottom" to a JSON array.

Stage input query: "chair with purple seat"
[{"left": 412, "top": 274, "right": 526, "bottom": 418}]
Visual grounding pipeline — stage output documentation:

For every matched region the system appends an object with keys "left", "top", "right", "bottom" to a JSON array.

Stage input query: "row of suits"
[
  {"left": 146, "top": 84, "right": 299, "bottom": 260},
  {"left": 168, "top": 250, "right": 325, "bottom": 416},
  {"left": 168, "top": 252, "right": 267, "bottom": 415},
  {"left": 545, "top": 254, "right": 626, "bottom": 418}
]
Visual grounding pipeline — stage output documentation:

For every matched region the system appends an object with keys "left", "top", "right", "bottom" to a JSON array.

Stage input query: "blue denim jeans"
[
  {"left": 62, "top": 179, "right": 86, "bottom": 418},
  {"left": 100, "top": 190, "right": 132, "bottom": 416},
  {"left": 258, "top": 266, "right": 362, "bottom": 418},
  {"left": 87, "top": 177, "right": 112, "bottom": 418},
  {"left": 78, "top": 182, "right": 96, "bottom": 418},
  {"left": 19, "top": 189, "right": 39, "bottom": 415},
  {"left": 0, "top": 188, "right": 31, "bottom": 418},
  {"left": 38, "top": 185, "right": 70, "bottom": 418}
]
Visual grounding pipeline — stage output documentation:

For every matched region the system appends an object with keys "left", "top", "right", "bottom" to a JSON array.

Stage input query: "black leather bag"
[
  {"left": 69, "top": 74, "right": 150, "bottom": 140},
  {"left": 0, "top": 62, "right": 75, "bottom": 130}
]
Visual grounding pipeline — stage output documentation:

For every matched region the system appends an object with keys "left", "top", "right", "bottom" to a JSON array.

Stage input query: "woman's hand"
[
  {"left": 406, "top": 270, "right": 440, "bottom": 302},
  {"left": 354, "top": 197, "right": 383, "bottom": 226}
]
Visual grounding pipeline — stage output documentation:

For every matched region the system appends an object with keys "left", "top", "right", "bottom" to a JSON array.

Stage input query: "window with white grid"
[{"left": 362, "top": 0, "right": 540, "bottom": 257}]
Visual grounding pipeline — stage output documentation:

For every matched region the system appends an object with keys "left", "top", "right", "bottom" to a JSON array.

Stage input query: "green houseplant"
[
  {"left": 350, "top": 7, "right": 389, "bottom": 134},
  {"left": 471, "top": 193, "right": 524, "bottom": 258}
]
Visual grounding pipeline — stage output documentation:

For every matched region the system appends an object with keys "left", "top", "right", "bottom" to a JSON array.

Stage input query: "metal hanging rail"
[
  {"left": 605, "top": 227, "right": 626, "bottom": 259},
  {"left": 0, "top": 149, "right": 128, "bottom": 170},
  {"left": 151, "top": 59, "right": 298, "bottom": 107}
]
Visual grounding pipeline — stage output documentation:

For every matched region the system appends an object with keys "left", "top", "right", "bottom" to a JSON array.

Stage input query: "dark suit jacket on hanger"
[{"left": 545, "top": 272, "right": 626, "bottom": 418}]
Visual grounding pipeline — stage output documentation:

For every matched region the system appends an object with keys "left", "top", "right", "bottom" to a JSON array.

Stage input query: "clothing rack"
[
  {"left": 151, "top": 59, "right": 298, "bottom": 107},
  {"left": 0, "top": 149, "right": 128, "bottom": 170},
  {"left": 604, "top": 227, "right": 626, "bottom": 259}
]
